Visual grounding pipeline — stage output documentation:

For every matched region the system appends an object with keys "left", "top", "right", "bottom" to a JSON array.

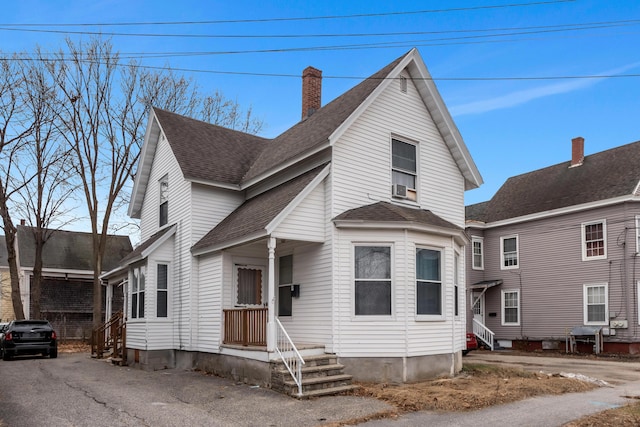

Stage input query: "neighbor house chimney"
[
  {"left": 302, "top": 66, "right": 322, "bottom": 120},
  {"left": 571, "top": 136, "right": 584, "bottom": 167},
  {"left": 20, "top": 219, "right": 25, "bottom": 226}
]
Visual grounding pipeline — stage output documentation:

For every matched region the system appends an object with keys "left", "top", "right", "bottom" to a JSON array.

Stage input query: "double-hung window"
[
  {"left": 416, "top": 248, "right": 443, "bottom": 318},
  {"left": 500, "top": 235, "right": 519, "bottom": 269},
  {"left": 501, "top": 290, "right": 520, "bottom": 325},
  {"left": 584, "top": 284, "right": 608, "bottom": 324},
  {"left": 131, "top": 264, "right": 146, "bottom": 319},
  {"left": 354, "top": 246, "right": 392, "bottom": 316},
  {"left": 278, "top": 255, "right": 293, "bottom": 317},
  {"left": 454, "top": 253, "right": 460, "bottom": 317},
  {"left": 391, "top": 138, "right": 417, "bottom": 201},
  {"left": 472, "top": 236, "right": 484, "bottom": 270},
  {"left": 159, "top": 175, "right": 169, "bottom": 227},
  {"left": 157, "top": 263, "right": 168, "bottom": 318},
  {"left": 582, "top": 220, "right": 606, "bottom": 260}
]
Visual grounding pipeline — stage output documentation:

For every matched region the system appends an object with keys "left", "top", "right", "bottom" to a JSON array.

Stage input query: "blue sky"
[{"left": 3, "top": 0, "right": 640, "bottom": 207}]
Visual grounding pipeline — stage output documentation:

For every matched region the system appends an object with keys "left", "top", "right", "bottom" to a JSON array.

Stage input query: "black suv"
[{"left": 1, "top": 320, "right": 58, "bottom": 360}]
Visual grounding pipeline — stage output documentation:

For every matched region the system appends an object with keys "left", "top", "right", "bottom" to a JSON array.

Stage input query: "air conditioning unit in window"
[{"left": 392, "top": 184, "right": 408, "bottom": 199}]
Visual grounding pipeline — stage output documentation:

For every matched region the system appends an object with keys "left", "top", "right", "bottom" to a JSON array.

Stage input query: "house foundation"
[{"left": 339, "top": 352, "right": 462, "bottom": 383}]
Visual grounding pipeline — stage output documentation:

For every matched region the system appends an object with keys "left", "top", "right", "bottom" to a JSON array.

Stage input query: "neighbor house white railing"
[
  {"left": 275, "top": 318, "right": 305, "bottom": 397},
  {"left": 472, "top": 318, "right": 495, "bottom": 351}
]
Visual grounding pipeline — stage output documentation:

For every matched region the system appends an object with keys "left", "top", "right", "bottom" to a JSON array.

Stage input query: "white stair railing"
[
  {"left": 275, "top": 318, "right": 306, "bottom": 396},
  {"left": 472, "top": 318, "right": 495, "bottom": 351}
]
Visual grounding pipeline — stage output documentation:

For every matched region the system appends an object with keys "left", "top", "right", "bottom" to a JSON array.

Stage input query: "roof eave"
[
  {"left": 129, "top": 110, "right": 162, "bottom": 218},
  {"left": 333, "top": 219, "right": 468, "bottom": 245}
]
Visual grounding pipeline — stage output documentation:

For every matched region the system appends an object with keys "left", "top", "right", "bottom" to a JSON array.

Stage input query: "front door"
[
  {"left": 235, "top": 265, "right": 265, "bottom": 306},
  {"left": 472, "top": 291, "right": 485, "bottom": 325}
]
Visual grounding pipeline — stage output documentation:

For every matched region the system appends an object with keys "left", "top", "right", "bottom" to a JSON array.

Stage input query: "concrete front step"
[
  {"left": 293, "top": 384, "right": 359, "bottom": 399},
  {"left": 271, "top": 353, "right": 355, "bottom": 398}
]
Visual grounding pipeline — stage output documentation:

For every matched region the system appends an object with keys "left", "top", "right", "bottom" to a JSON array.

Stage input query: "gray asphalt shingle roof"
[
  {"left": 192, "top": 165, "right": 326, "bottom": 252},
  {"left": 153, "top": 51, "right": 411, "bottom": 187},
  {"left": 334, "top": 201, "right": 462, "bottom": 231},
  {"left": 16, "top": 226, "right": 132, "bottom": 272},
  {"left": 467, "top": 140, "right": 640, "bottom": 223}
]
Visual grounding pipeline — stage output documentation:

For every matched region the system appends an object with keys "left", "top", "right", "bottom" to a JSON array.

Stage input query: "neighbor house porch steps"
[{"left": 270, "top": 353, "right": 358, "bottom": 398}]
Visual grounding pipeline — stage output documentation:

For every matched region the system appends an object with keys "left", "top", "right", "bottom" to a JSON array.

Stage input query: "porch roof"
[
  {"left": 191, "top": 165, "right": 328, "bottom": 255},
  {"left": 469, "top": 279, "right": 503, "bottom": 290}
]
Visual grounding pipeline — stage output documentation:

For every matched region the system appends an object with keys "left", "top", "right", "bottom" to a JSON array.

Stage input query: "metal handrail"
[
  {"left": 275, "top": 318, "right": 305, "bottom": 397},
  {"left": 472, "top": 318, "right": 495, "bottom": 351}
]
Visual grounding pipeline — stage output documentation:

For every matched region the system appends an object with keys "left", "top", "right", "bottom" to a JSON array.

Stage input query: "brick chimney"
[
  {"left": 302, "top": 66, "right": 322, "bottom": 120},
  {"left": 571, "top": 136, "right": 584, "bottom": 167}
]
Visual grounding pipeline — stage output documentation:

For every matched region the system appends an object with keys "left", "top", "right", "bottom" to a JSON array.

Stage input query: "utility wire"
[
  {"left": 0, "top": 1, "right": 576, "bottom": 27},
  {"left": 0, "top": 18, "right": 637, "bottom": 40}
]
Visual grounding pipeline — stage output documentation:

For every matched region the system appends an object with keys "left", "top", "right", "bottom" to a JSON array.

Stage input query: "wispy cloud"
[{"left": 450, "top": 62, "right": 640, "bottom": 116}]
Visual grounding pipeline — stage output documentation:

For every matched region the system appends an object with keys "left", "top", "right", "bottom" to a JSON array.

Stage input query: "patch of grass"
[{"left": 564, "top": 401, "right": 640, "bottom": 427}]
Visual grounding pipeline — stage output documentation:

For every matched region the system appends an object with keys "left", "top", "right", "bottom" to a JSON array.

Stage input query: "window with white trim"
[
  {"left": 157, "top": 263, "right": 168, "bottom": 318},
  {"left": 355, "top": 246, "right": 392, "bottom": 316},
  {"left": 278, "top": 255, "right": 293, "bottom": 317},
  {"left": 582, "top": 220, "right": 606, "bottom": 260},
  {"left": 416, "top": 248, "right": 443, "bottom": 317},
  {"left": 584, "top": 284, "right": 608, "bottom": 325},
  {"left": 501, "top": 289, "right": 520, "bottom": 325},
  {"left": 472, "top": 236, "right": 484, "bottom": 270},
  {"left": 159, "top": 175, "right": 168, "bottom": 227},
  {"left": 131, "top": 264, "right": 146, "bottom": 319},
  {"left": 500, "top": 235, "right": 519, "bottom": 269},
  {"left": 391, "top": 138, "right": 417, "bottom": 201}
]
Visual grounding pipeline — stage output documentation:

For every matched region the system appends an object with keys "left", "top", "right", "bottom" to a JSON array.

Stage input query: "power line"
[
  {"left": 6, "top": 54, "right": 638, "bottom": 81},
  {"left": 0, "top": 18, "right": 636, "bottom": 40},
  {"left": 0, "top": 1, "right": 576, "bottom": 27}
]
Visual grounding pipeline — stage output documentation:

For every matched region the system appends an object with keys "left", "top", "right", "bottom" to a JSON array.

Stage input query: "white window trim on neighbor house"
[
  {"left": 501, "top": 289, "right": 520, "bottom": 326},
  {"left": 500, "top": 235, "right": 519, "bottom": 270},
  {"left": 583, "top": 283, "right": 608, "bottom": 325},
  {"left": 581, "top": 220, "right": 607, "bottom": 261},
  {"left": 391, "top": 137, "right": 418, "bottom": 202},
  {"left": 472, "top": 236, "right": 484, "bottom": 270},
  {"left": 415, "top": 246, "right": 445, "bottom": 321},
  {"left": 454, "top": 252, "right": 460, "bottom": 318},
  {"left": 353, "top": 244, "right": 393, "bottom": 318}
]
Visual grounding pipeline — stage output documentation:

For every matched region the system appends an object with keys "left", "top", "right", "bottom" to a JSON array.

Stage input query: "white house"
[{"left": 103, "top": 48, "right": 482, "bottom": 392}]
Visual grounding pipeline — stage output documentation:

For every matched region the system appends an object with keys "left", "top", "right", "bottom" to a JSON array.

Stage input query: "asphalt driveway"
[{"left": 0, "top": 353, "right": 391, "bottom": 427}]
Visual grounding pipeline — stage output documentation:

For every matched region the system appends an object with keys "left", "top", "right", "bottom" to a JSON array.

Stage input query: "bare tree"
[
  {"left": 12, "top": 50, "right": 77, "bottom": 320},
  {"left": 0, "top": 54, "right": 35, "bottom": 320},
  {"left": 199, "top": 91, "right": 263, "bottom": 134}
]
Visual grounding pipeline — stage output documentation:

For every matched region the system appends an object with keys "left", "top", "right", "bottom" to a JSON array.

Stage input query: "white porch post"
[
  {"left": 105, "top": 282, "right": 113, "bottom": 320},
  {"left": 267, "top": 237, "right": 277, "bottom": 352}
]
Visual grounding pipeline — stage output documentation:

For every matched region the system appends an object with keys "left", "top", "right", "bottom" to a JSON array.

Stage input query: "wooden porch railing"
[
  {"left": 223, "top": 307, "right": 268, "bottom": 346},
  {"left": 91, "top": 311, "right": 126, "bottom": 362}
]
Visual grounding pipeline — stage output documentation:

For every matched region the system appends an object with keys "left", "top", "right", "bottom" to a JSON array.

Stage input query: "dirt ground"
[{"left": 59, "top": 343, "right": 639, "bottom": 426}]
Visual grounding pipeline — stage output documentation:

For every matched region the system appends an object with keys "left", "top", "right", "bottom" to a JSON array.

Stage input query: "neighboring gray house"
[
  {"left": 0, "top": 225, "right": 132, "bottom": 338},
  {"left": 466, "top": 137, "right": 640, "bottom": 353},
  {"left": 103, "top": 48, "right": 483, "bottom": 392}
]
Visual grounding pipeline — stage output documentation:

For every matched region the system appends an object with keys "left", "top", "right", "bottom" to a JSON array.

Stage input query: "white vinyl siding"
[
  {"left": 636, "top": 216, "right": 640, "bottom": 254},
  {"left": 500, "top": 235, "right": 519, "bottom": 270},
  {"left": 472, "top": 236, "right": 484, "bottom": 270},
  {"left": 584, "top": 284, "right": 608, "bottom": 325},
  {"left": 331, "top": 67, "right": 466, "bottom": 228},
  {"left": 274, "top": 182, "right": 325, "bottom": 242},
  {"left": 582, "top": 220, "right": 607, "bottom": 261},
  {"left": 334, "top": 226, "right": 465, "bottom": 358},
  {"left": 501, "top": 289, "right": 520, "bottom": 326}
]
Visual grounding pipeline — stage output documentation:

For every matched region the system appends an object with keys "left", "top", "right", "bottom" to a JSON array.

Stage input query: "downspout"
[{"left": 267, "top": 237, "right": 277, "bottom": 352}]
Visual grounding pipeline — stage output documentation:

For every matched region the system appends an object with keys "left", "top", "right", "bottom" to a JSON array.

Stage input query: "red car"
[{"left": 463, "top": 332, "right": 478, "bottom": 355}]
